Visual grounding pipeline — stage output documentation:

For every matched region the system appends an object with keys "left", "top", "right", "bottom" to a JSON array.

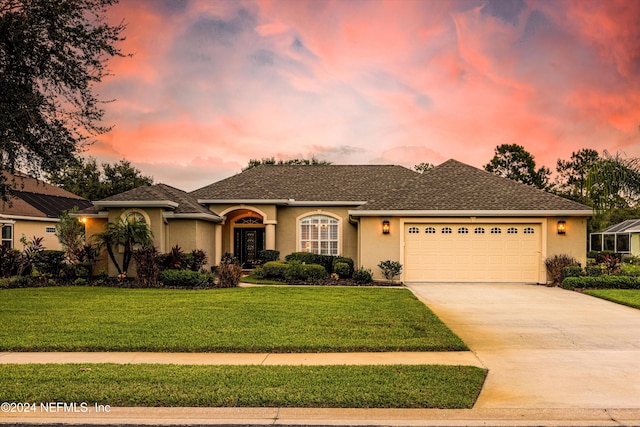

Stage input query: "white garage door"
[{"left": 404, "top": 223, "right": 542, "bottom": 283}]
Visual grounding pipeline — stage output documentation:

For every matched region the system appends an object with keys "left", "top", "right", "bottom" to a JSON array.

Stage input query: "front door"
[{"left": 234, "top": 228, "right": 265, "bottom": 268}]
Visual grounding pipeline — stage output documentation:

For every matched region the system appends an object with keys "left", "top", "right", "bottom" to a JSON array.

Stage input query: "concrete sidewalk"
[{"left": 0, "top": 350, "right": 483, "bottom": 366}]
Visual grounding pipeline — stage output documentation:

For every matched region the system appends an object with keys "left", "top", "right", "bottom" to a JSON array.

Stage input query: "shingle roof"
[
  {"left": 602, "top": 219, "right": 640, "bottom": 233},
  {"left": 0, "top": 172, "right": 91, "bottom": 218},
  {"left": 190, "top": 164, "right": 421, "bottom": 202},
  {"left": 93, "top": 184, "right": 221, "bottom": 219},
  {"left": 356, "top": 159, "right": 593, "bottom": 213}
]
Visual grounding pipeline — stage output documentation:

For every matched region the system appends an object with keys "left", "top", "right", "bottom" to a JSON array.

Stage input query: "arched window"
[
  {"left": 490, "top": 227, "right": 502, "bottom": 234},
  {"left": 458, "top": 227, "right": 469, "bottom": 234},
  {"left": 408, "top": 227, "right": 420, "bottom": 234},
  {"left": 507, "top": 227, "right": 518, "bottom": 234},
  {"left": 300, "top": 214, "right": 339, "bottom": 255},
  {"left": 524, "top": 227, "right": 535, "bottom": 234},
  {"left": 474, "top": 227, "right": 485, "bottom": 234},
  {"left": 124, "top": 211, "right": 146, "bottom": 224},
  {"left": 441, "top": 227, "right": 452, "bottom": 234},
  {"left": 425, "top": 227, "right": 436, "bottom": 234}
]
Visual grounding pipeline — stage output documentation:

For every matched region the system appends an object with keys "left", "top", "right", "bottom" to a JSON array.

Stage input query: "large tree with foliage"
[
  {"left": 243, "top": 157, "right": 331, "bottom": 171},
  {"left": 47, "top": 157, "right": 153, "bottom": 200},
  {"left": 484, "top": 144, "right": 551, "bottom": 190},
  {"left": 555, "top": 149, "right": 601, "bottom": 203},
  {"left": 586, "top": 151, "right": 640, "bottom": 212},
  {"left": 0, "top": 0, "right": 127, "bottom": 200}
]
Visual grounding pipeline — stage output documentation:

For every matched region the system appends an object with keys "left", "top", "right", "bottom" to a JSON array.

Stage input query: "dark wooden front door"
[{"left": 234, "top": 228, "right": 265, "bottom": 267}]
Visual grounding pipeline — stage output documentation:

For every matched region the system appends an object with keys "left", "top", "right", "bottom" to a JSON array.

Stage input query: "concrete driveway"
[{"left": 407, "top": 284, "right": 640, "bottom": 409}]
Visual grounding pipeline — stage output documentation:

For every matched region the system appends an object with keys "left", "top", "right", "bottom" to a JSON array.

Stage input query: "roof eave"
[
  {"left": 348, "top": 209, "right": 594, "bottom": 217},
  {"left": 198, "top": 199, "right": 366, "bottom": 206},
  {"left": 93, "top": 200, "right": 179, "bottom": 209},
  {"left": 163, "top": 212, "right": 223, "bottom": 223}
]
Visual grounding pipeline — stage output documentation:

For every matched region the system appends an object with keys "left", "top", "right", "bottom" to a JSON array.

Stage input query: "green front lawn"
[
  {"left": 0, "top": 286, "right": 467, "bottom": 352},
  {"left": 0, "top": 363, "right": 486, "bottom": 408},
  {"left": 584, "top": 289, "right": 640, "bottom": 309}
]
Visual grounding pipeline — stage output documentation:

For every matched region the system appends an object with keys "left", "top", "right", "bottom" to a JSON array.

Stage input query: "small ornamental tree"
[
  {"left": 95, "top": 217, "right": 153, "bottom": 277},
  {"left": 378, "top": 260, "right": 403, "bottom": 284},
  {"left": 55, "top": 207, "right": 85, "bottom": 263}
]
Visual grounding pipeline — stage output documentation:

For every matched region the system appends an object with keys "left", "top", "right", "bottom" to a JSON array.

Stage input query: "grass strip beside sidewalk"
[
  {"left": 0, "top": 364, "right": 487, "bottom": 409},
  {"left": 584, "top": 289, "right": 640, "bottom": 310}
]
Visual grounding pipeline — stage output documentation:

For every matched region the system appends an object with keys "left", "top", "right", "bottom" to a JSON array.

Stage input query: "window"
[
  {"left": 236, "top": 216, "right": 263, "bottom": 224},
  {"left": 474, "top": 227, "right": 485, "bottom": 234},
  {"left": 458, "top": 227, "right": 469, "bottom": 234},
  {"left": 300, "top": 214, "right": 339, "bottom": 255},
  {"left": 507, "top": 227, "right": 518, "bottom": 234},
  {"left": 125, "top": 211, "right": 146, "bottom": 224},
  {"left": 490, "top": 227, "right": 502, "bottom": 234},
  {"left": 524, "top": 227, "right": 535, "bottom": 234},
  {"left": 425, "top": 227, "right": 436, "bottom": 234},
  {"left": 46, "top": 227, "right": 56, "bottom": 234},
  {"left": 441, "top": 227, "right": 452, "bottom": 234},
  {"left": 1, "top": 225, "right": 12, "bottom": 248},
  {"left": 408, "top": 227, "right": 420, "bottom": 234}
]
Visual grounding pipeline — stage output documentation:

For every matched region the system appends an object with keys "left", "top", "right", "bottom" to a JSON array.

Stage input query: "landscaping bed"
[
  {"left": 0, "top": 364, "right": 486, "bottom": 409},
  {"left": 0, "top": 286, "right": 467, "bottom": 352}
]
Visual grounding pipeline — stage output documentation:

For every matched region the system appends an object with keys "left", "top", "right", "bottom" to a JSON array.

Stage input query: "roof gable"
[
  {"left": 355, "top": 159, "right": 593, "bottom": 214},
  {"left": 190, "top": 165, "right": 420, "bottom": 203},
  {"left": 91, "top": 184, "right": 221, "bottom": 220}
]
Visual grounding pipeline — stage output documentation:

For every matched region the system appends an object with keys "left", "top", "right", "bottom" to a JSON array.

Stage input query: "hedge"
[
  {"left": 158, "top": 269, "right": 215, "bottom": 288},
  {"left": 562, "top": 275, "right": 640, "bottom": 290}
]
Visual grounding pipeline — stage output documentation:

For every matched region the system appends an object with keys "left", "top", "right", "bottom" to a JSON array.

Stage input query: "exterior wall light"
[
  {"left": 382, "top": 220, "right": 390, "bottom": 234},
  {"left": 557, "top": 220, "right": 567, "bottom": 235}
]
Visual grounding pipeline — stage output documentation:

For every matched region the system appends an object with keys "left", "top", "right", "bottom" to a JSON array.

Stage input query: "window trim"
[
  {"left": 297, "top": 212, "right": 341, "bottom": 256},
  {"left": 1, "top": 224, "right": 13, "bottom": 248}
]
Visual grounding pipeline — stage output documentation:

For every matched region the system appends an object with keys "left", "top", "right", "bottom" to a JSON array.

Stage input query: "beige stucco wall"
[
  {"left": 166, "top": 219, "right": 217, "bottom": 271},
  {"left": 10, "top": 219, "right": 63, "bottom": 251},
  {"left": 545, "top": 217, "right": 588, "bottom": 268},
  {"left": 357, "top": 216, "right": 401, "bottom": 280}
]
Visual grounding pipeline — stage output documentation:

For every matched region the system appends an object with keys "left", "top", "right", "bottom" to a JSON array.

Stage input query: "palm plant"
[
  {"left": 586, "top": 151, "right": 640, "bottom": 212},
  {"left": 95, "top": 217, "right": 153, "bottom": 277}
]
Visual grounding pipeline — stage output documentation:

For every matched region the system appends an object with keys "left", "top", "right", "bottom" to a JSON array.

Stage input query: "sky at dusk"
[{"left": 92, "top": 0, "right": 640, "bottom": 191}]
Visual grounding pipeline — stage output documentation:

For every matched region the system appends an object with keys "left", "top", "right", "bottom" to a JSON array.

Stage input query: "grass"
[
  {"left": 584, "top": 289, "right": 640, "bottom": 309},
  {"left": 0, "top": 363, "right": 486, "bottom": 408},
  {"left": 0, "top": 286, "right": 467, "bottom": 352}
]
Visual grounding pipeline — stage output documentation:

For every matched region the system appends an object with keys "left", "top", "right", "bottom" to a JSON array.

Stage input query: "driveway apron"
[{"left": 407, "top": 283, "right": 640, "bottom": 409}]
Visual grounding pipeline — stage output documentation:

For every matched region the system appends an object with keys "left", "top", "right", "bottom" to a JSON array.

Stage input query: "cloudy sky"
[{"left": 93, "top": 0, "right": 640, "bottom": 191}]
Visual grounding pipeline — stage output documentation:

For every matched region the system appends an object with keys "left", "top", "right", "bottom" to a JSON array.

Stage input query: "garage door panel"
[{"left": 405, "top": 223, "right": 541, "bottom": 283}]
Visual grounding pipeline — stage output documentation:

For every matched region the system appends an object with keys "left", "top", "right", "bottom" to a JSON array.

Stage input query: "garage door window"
[
  {"left": 425, "top": 227, "right": 436, "bottom": 234},
  {"left": 458, "top": 227, "right": 469, "bottom": 234},
  {"left": 507, "top": 227, "right": 518, "bottom": 234},
  {"left": 491, "top": 227, "right": 502, "bottom": 234},
  {"left": 442, "top": 227, "right": 452, "bottom": 234},
  {"left": 408, "top": 227, "right": 419, "bottom": 234},
  {"left": 300, "top": 214, "right": 339, "bottom": 255},
  {"left": 474, "top": 227, "right": 485, "bottom": 234},
  {"left": 524, "top": 227, "right": 535, "bottom": 234}
]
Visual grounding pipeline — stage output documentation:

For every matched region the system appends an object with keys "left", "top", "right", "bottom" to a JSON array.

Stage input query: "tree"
[
  {"left": 55, "top": 207, "right": 85, "bottom": 262},
  {"left": 484, "top": 144, "right": 551, "bottom": 190},
  {"left": 586, "top": 151, "right": 640, "bottom": 212},
  {"left": 0, "top": 0, "right": 127, "bottom": 201},
  {"left": 243, "top": 157, "right": 331, "bottom": 171},
  {"left": 413, "top": 162, "right": 434, "bottom": 174},
  {"left": 555, "top": 149, "right": 600, "bottom": 203},
  {"left": 47, "top": 157, "right": 153, "bottom": 200},
  {"left": 94, "top": 216, "right": 153, "bottom": 277}
]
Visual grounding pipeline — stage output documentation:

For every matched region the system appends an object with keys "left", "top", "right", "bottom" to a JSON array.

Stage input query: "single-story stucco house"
[
  {"left": 0, "top": 172, "right": 92, "bottom": 250},
  {"left": 81, "top": 159, "right": 592, "bottom": 283}
]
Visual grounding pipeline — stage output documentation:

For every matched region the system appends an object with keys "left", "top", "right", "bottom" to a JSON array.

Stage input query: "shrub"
[
  {"left": 562, "top": 275, "right": 640, "bottom": 290},
  {"left": 262, "top": 261, "right": 288, "bottom": 279},
  {"left": 159, "top": 269, "right": 213, "bottom": 288},
  {"left": 621, "top": 263, "right": 640, "bottom": 277},
  {"left": 217, "top": 257, "right": 242, "bottom": 288},
  {"left": 353, "top": 267, "right": 373, "bottom": 285},
  {"left": 284, "top": 261, "right": 305, "bottom": 281},
  {"left": 595, "top": 251, "right": 622, "bottom": 263},
  {"left": 586, "top": 265, "right": 604, "bottom": 276},
  {"left": 562, "top": 265, "right": 583, "bottom": 278},
  {"left": 285, "top": 252, "right": 334, "bottom": 272},
  {"left": 333, "top": 257, "right": 354, "bottom": 277},
  {"left": 187, "top": 249, "right": 208, "bottom": 272},
  {"left": 133, "top": 245, "right": 160, "bottom": 288},
  {"left": 34, "top": 250, "right": 67, "bottom": 277},
  {"left": 0, "top": 246, "right": 22, "bottom": 277},
  {"left": 602, "top": 254, "right": 621, "bottom": 275},
  {"left": 627, "top": 255, "right": 640, "bottom": 266},
  {"left": 74, "top": 262, "right": 93, "bottom": 278},
  {"left": 258, "top": 249, "right": 280, "bottom": 263},
  {"left": 544, "top": 254, "right": 580, "bottom": 286},
  {"left": 586, "top": 250, "right": 599, "bottom": 259},
  {"left": 74, "top": 278, "right": 87, "bottom": 286},
  {"left": 160, "top": 245, "right": 184, "bottom": 270},
  {"left": 302, "top": 264, "right": 326, "bottom": 283},
  {"left": 378, "top": 260, "right": 403, "bottom": 283},
  {"left": 333, "top": 262, "right": 351, "bottom": 278}
]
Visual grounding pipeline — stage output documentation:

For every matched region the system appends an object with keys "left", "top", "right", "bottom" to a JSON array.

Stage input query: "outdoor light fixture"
[
  {"left": 382, "top": 220, "right": 390, "bottom": 234},
  {"left": 557, "top": 220, "right": 567, "bottom": 235}
]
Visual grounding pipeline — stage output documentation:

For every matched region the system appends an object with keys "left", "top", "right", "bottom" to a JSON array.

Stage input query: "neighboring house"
[
  {"left": 82, "top": 160, "right": 592, "bottom": 283},
  {"left": 0, "top": 172, "right": 92, "bottom": 250},
  {"left": 589, "top": 219, "right": 640, "bottom": 255}
]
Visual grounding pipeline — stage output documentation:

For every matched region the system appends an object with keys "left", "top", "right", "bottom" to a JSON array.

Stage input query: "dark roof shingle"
[
  {"left": 358, "top": 159, "right": 593, "bottom": 212},
  {"left": 190, "top": 165, "right": 421, "bottom": 202}
]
